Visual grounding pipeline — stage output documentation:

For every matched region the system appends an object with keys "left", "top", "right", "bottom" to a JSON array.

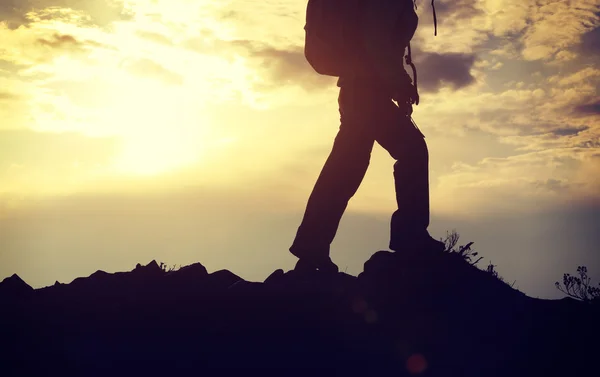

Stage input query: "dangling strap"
[
  {"left": 405, "top": 42, "right": 419, "bottom": 105},
  {"left": 414, "top": 0, "right": 438, "bottom": 36},
  {"left": 405, "top": 0, "right": 438, "bottom": 105},
  {"left": 432, "top": 0, "right": 438, "bottom": 36}
]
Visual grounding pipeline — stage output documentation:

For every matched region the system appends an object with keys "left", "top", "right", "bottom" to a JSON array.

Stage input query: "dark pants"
[{"left": 290, "top": 84, "right": 431, "bottom": 260}]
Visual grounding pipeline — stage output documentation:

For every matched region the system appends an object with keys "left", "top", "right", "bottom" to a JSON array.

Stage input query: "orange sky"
[{"left": 1, "top": 0, "right": 599, "bottom": 298}]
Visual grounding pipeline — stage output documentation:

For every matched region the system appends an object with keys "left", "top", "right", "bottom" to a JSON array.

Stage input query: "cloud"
[
  {"left": 0, "top": 129, "right": 119, "bottom": 194},
  {"left": 0, "top": 24, "right": 108, "bottom": 67},
  {"left": 575, "top": 101, "right": 600, "bottom": 115},
  {"left": 579, "top": 26, "right": 600, "bottom": 56},
  {"left": 413, "top": 0, "right": 489, "bottom": 54},
  {"left": 0, "top": 0, "right": 30, "bottom": 28},
  {"left": 184, "top": 35, "right": 335, "bottom": 91},
  {"left": 241, "top": 43, "right": 335, "bottom": 91},
  {"left": 0, "top": 0, "right": 131, "bottom": 29},
  {"left": 120, "top": 58, "right": 184, "bottom": 86},
  {"left": 0, "top": 75, "right": 35, "bottom": 129},
  {"left": 532, "top": 178, "right": 573, "bottom": 193},
  {"left": 199, "top": 37, "right": 477, "bottom": 93},
  {"left": 480, "top": 0, "right": 530, "bottom": 36},
  {"left": 550, "top": 126, "right": 590, "bottom": 137},
  {"left": 414, "top": 0, "right": 599, "bottom": 67},
  {"left": 213, "top": 0, "right": 305, "bottom": 45},
  {"left": 0, "top": 91, "right": 19, "bottom": 101},
  {"left": 419, "top": 0, "right": 482, "bottom": 26},
  {"left": 37, "top": 33, "right": 82, "bottom": 49},
  {"left": 135, "top": 30, "right": 174, "bottom": 47},
  {"left": 414, "top": 60, "right": 600, "bottom": 160},
  {"left": 414, "top": 51, "right": 477, "bottom": 92},
  {"left": 433, "top": 147, "right": 600, "bottom": 217},
  {"left": 520, "top": 0, "right": 600, "bottom": 61},
  {"left": 0, "top": 129, "right": 118, "bottom": 171}
]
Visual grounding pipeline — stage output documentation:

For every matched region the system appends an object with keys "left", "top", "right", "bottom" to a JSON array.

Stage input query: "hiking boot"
[
  {"left": 290, "top": 243, "right": 338, "bottom": 273},
  {"left": 294, "top": 256, "right": 339, "bottom": 274},
  {"left": 390, "top": 233, "right": 445, "bottom": 254}
]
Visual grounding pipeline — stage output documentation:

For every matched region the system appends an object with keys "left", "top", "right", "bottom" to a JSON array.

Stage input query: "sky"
[{"left": 0, "top": 0, "right": 599, "bottom": 298}]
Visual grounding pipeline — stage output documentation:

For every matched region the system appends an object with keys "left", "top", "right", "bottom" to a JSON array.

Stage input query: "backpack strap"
[
  {"left": 432, "top": 0, "right": 438, "bottom": 36},
  {"left": 405, "top": 42, "right": 419, "bottom": 105},
  {"left": 414, "top": 0, "right": 438, "bottom": 36},
  {"left": 405, "top": 0, "right": 438, "bottom": 105}
]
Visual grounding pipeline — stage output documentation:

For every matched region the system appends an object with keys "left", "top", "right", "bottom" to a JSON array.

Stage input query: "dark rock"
[
  {"left": 264, "top": 269, "right": 284, "bottom": 284},
  {"left": 0, "top": 252, "right": 598, "bottom": 377},
  {"left": 0, "top": 274, "right": 33, "bottom": 301},
  {"left": 207, "top": 269, "right": 243, "bottom": 289},
  {"left": 133, "top": 260, "right": 162, "bottom": 276},
  {"left": 361, "top": 249, "right": 526, "bottom": 304},
  {"left": 163, "top": 262, "right": 208, "bottom": 293},
  {"left": 90, "top": 270, "right": 109, "bottom": 279},
  {"left": 47, "top": 261, "right": 166, "bottom": 303},
  {"left": 267, "top": 268, "right": 358, "bottom": 295},
  {"left": 228, "top": 280, "right": 262, "bottom": 292},
  {"left": 171, "top": 262, "right": 208, "bottom": 277}
]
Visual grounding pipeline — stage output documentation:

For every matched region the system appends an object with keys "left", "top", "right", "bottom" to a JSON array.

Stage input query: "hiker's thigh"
[
  {"left": 374, "top": 101, "right": 427, "bottom": 162},
  {"left": 324, "top": 124, "right": 374, "bottom": 188},
  {"left": 334, "top": 87, "right": 377, "bottom": 164}
]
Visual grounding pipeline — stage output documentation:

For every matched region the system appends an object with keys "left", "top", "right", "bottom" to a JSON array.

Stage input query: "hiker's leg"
[
  {"left": 374, "top": 100, "right": 432, "bottom": 249},
  {"left": 290, "top": 87, "right": 375, "bottom": 260}
]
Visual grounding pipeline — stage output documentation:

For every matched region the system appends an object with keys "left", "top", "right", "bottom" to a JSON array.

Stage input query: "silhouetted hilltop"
[
  {"left": 1, "top": 249, "right": 597, "bottom": 377},
  {"left": 0, "top": 274, "right": 34, "bottom": 301}
]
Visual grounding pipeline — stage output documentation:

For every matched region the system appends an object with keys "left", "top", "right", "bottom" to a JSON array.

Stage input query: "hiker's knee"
[
  {"left": 322, "top": 132, "right": 371, "bottom": 192},
  {"left": 334, "top": 143, "right": 371, "bottom": 180},
  {"left": 336, "top": 146, "right": 371, "bottom": 196},
  {"left": 389, "top": 134, "right": 428, "bottom": 163},
  {"left": 416, "top": 136, "right": 429, "bottom": 161},
  {"left": 332, "top": 126, "right": 373, "bottom": 158}
]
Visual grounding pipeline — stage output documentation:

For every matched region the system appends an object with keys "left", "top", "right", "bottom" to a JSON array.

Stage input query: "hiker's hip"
[{"left": 338, "top": 83, "right": 397, "bottom": 118}]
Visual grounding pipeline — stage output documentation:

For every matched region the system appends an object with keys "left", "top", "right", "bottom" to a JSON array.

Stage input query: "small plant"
[
  {"left": 159, "top": 262, "right": 179, "bottom": 273},
  {"left": 486, "top": 262, "right": 502, "bottom": 281},
  {"left": 441, "top": 230, "right": 482, "bottom": 266},
  {"left": 442, "top": 230, "right": 515, "bottom": 287},
  {"left": 486, "top": 262, "right": 515, "bottom": 287},
  {"left": 555, "top": 266, "right": 600, "bottom": 302}
]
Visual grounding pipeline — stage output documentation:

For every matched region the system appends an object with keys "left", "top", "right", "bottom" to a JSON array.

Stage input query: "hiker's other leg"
[
  {"left": 374, "top": 102, "right": 431, "bottom": 248},
  {"left": 290, "top": 88, "right": 375, "bottom": 260}
]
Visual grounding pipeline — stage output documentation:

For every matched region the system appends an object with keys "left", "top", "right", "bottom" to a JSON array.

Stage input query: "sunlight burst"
[{"left": 107, "top": 82, "right": 208, "bottom": 176}]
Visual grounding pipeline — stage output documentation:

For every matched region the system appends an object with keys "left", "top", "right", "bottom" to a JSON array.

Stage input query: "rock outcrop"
[{"left": 0, "top": 250, "right": 597, "bottom": 377}]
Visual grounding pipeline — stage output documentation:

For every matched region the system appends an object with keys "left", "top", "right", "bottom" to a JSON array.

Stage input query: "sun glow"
[
  {"left": 104, "top": 81, "right": 209, "bottom": 176},
  {"left": 115, "top": 128, "right": 203, "bottom": 176},
  {"left": 7, "top": 1, "right": 260, "bottom": 182}
]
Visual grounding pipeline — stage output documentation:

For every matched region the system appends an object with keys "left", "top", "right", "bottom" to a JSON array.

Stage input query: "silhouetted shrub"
[
  {"left": 442, "top": 230, "right": 482, "bottom": 266},
  {"left": 486, "top": 262, "right": 515, "bottom": 287},
  {"left": 442, "top": 230, "right": 516, "bottom": 287},
  {"left": 555, "top": 266, "right": 600, "bottom": 303},
  {"left": 159, "top": 262, "right": 179, "bottom": 273},
  {"left": 486, "top": 262, "right": 503, "bottom": 281}
]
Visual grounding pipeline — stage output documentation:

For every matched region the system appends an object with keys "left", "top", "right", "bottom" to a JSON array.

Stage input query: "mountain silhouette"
[{"left": 1, "top": 249, "right": 597, "bottom": 376}]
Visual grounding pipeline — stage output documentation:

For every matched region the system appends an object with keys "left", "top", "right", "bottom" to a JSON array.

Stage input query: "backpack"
[
  {"left": 303, "top": 0, "right": 363, "bottom": 77},
  {"left": 304, "top": 0, "right": 439, "bottom": 97}
]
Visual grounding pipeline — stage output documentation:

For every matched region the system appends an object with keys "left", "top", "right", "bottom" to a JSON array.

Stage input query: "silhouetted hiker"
[{"left": 291, "top": 0, "right": 444, "bottom": 272}]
